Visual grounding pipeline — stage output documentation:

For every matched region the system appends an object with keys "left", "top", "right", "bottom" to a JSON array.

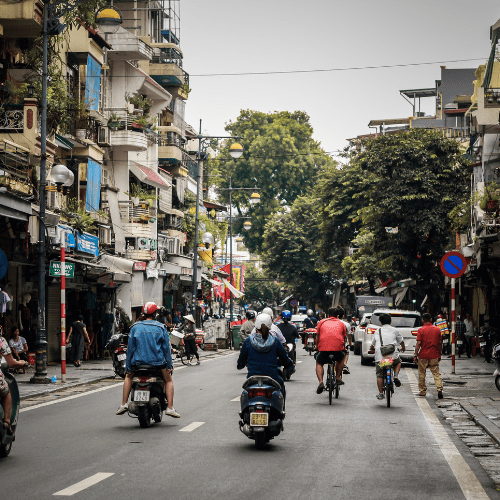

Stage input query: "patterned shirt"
[{"left": 0, "top": 336, "right": 11, "bottom": 357}]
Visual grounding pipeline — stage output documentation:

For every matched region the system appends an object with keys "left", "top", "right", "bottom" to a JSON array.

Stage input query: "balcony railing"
[
  {"left": 158, "top": 132, "right": 185, "bottom": 148},
  {"left": 152, "top": 47, "right": 183, "bottom": 67},
  {"left": 0, "top": 105, "right": 23, "bottom": 131},
  {"left": 119, "top": 200, "right": 157, "bottom": 223},
  {"left": 183, "top": 153, "right": 197, "bottom": 179}
]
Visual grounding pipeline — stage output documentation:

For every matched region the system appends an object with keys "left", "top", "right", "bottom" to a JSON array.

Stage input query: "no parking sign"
[{"left": 289, "top": 299, "right": 298, "bottom": 307}]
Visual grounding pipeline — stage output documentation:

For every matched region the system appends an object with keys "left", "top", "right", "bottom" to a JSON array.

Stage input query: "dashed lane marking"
[
  {"left": 53, "top": 473, "right": 114, "bottom": 496},
  {"left": 231, "top": 397, "right": 240, "bottom": 402},
  {"left": 405, "top": 368, "right": 490, "bottom": 500},
  {"left": 179, "top": 421, "right": 205, "bottom": 432}
]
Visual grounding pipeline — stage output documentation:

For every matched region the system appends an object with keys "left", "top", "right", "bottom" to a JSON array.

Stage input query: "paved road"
[{"left": 2, "top": 348, "right": 500, "bottom": 499}]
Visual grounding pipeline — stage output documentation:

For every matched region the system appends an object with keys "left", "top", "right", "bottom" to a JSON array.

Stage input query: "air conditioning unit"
[
  {"left": 97, "top": 126, "right": 110, "bottom": 146},
  {"left": 99, "top": 227, "right": 112, "bottom": 246}
]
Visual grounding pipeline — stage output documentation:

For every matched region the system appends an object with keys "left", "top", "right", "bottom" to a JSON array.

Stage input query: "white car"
[
  {"left": 291, "top": 314, "right": 308, "bottom": 334},
  {"left": 360, "top": 309, "right": 423, "bottom": 365},
  {"left": 353, "top": 313, "right": 372, "bottom": 355}
]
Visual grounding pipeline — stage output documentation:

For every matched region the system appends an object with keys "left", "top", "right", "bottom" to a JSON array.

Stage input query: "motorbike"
[
  {"left": 442, "top": 333, "right": 450, "bottom": 355},
  {"left": 239, "top": 375, "right": 285, "bottom": 449},
  {"left": 493, "top": 343, "right": 500, "bottom": 391},
  {"left": 126, "top": 364, "right": 167, "bottom": 428},
  {"left": 0, "top": 358, "right": 20, "bottom": 457},
  {"left": 456, "top": 331, "right": 467, "bottom": 358},
  {"left": 304, "top": 328, "right": 316, "bottom": 355},
  {"left": 105, "top": 332, "right": 128, "bottom": 378},
  {"left": 282, "top": 343, "right": 296, "bottom": 381},
  {"left": 479, "top": 326, "right": 500, "bottom": 363}
]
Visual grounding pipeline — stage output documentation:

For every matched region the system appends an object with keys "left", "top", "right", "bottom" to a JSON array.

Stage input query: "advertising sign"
[
  {"left": 76, "top": 232, "right": 99, "bottom": 256},
  {"left": 133, "top": 262, "right": 147, "bottom": 271}
]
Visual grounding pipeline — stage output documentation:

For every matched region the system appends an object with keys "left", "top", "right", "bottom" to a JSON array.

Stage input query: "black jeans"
[{"left": 184, "top": 337, "right": 199, "bottom": 361}]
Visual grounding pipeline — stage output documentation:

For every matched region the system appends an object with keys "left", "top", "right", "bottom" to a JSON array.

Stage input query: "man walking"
[
  {"left": 455, "top": 315, "right": 469, "bottom": 357},
  {"left": 415, "top": 313, "right": 444, "bottom": 399},
  {"left": 239, "top": 310, "right": 256, "bottom": 344}
]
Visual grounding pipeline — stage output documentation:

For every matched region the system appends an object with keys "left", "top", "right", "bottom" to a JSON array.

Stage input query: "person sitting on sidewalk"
[
  {"left": 116, "top": 302, "right": 180, "bottom": 418},
  {"left": 415, "top": 313, "right": 444, "bottom": 399}
]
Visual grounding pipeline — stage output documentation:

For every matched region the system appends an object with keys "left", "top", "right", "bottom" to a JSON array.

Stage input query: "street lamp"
[
  {"left": 243, "top": 221, "right": 252, "bottom": 230},
  {"left": 201, "top": 231, "right": 214, "bottom": 249}
]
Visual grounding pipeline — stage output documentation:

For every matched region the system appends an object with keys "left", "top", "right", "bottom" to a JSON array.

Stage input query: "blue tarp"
[
  {"left": 85, "top": 55, "right": 101, "bottom": 111},
  {"left": 85, "top": 159, "right": 101, "bottom": 212}
]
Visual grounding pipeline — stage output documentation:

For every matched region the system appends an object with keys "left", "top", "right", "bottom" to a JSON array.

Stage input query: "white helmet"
[
  {"left": 262, "top": 307, "right": 274, "bottom": 318},
  {"left": 255, "top": 313, "right": 272, "bottom": 330},
  {"left": 307, "top": 309, "right": 314, "bottom": 316}
]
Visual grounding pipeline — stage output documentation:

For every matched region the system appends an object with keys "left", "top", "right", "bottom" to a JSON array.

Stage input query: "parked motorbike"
[
  {"left": 126, "top": 364, "right": 167, "bottom": 428},
  {"left": 493, "top": 343, "right": 500, "bottom": 391},
  {"left": 304, "top": 329, "right": 316, "bottom": 355},
  {"left": 0, "top": 358, "right": 20, "bottom": 457},
  {"left": 105, "top": 333, "right": 128, "bottom": 378},
  {"left": 282, "top": 343, "right": 296, "bottom": 381},
  {"left": 239, "top": 375, "right": 285, "bottom": 449},
  {"left": 479, "top": 326, "right": 500, "bottom": 363},
  {"left": 456, "top": 331, "right": 467, "bottom": 358},
  {"left": 442, "top": 333, "right": 450, "bottom": 355}
]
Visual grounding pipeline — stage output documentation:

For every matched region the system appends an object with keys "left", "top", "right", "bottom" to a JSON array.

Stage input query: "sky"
[{"left": 179, "top": 0, "right": 499, "bottom": 158}]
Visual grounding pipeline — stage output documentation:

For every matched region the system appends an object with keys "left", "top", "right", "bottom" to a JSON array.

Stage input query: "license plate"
[
  {"left": 250, "top": 412, "right": 269, "bottom": 427},
  {"left": 117, "top": 353, "right": 126, "bottom": 361},
  {"left": 480, "top": 342, "right": 486, "bottom": 347},
  {"left": 443, "top": 339, "right": 449, "bottom": 344},
  {"left": 307, "top": 339, "right": 314, "bottom": 344},
  {"left": 134, "top": 390, "right": 150, "bottom": 402},
  {"left": 457, "top": 341, "right": 463, "bottom": 345}
]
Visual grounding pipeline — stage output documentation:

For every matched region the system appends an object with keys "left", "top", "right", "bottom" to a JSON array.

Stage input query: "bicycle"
[
  {"left": 380, "top": 359, "right": 395, "bottom": 408},
  {"left": 325, "top": 354, "right": 339, "bottom": 404}
]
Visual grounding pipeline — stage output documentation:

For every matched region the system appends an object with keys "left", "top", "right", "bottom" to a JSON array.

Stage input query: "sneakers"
[
  {"left": 337, "top": 378, "right": 345, "bottom": 386},
  {"left": 438, "top": 391, "right": 444, "bottom": 399},
  {"left": 316, "top": 382, "right": 325, "bottom": 394},
  {"left": 376, "top": 393, "right": 384, "bottom": 400},
  {"left": 165, "top": 407, "right": 181, "bottom": 418},
  {"left": 116, "top": 403, "right": 128, "bottom": 415},
  {"left": 196, "top": 360, "right": 201, "bottom": 365},
  {"left": 418, "top": 392, "right": 426, "bottom": 397},
  {"left": 394, "top": 378, "right": 401, "bottom": 387},
  {"left": 343, "top": 366, "right": 350, "bottom": 375}
]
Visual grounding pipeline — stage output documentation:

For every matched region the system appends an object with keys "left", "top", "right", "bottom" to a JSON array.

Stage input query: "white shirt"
[
  {"left": 464, "top": 319, "right": 474, "bottom": 336},
  {"left": 370, "top": 324, "right": 403, "bottom": 362}
]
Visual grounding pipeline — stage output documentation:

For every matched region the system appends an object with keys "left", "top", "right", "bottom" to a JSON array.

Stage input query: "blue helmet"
[{"left": 282, "top": 310, "right": 292, "bottom": 321}]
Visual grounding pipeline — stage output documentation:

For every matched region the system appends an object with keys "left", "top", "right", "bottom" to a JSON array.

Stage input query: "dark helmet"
[
  {"left": 246, "top": 310, "right": 256, "bottom": 320},
  {"left": 282, "top": 310, "right": 292, "bottom": 321}
]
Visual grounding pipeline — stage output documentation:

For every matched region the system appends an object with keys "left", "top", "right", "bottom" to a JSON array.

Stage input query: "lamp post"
[
  {"left": 191, "top": 120, "right": 241, "bottom": 325},
  {"left": 31, "top": 3, "right": 119, "bottom": 383}
]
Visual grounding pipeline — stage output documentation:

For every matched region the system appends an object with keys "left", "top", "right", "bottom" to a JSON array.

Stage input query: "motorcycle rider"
[
  {"left": 260, "top": 307, "right": 287, "bottom": 344},
  {"left": 239, "top": 310, "right": 256, "bottom": 344},
  {"left": 237, "top": 313, "right": 293, "bottom": 397},
  {"left": 116, "top": 302, "right": 180, "bottom": 418},
  {"left": 0, "top": 336, "right": 28, "bottom": 434},
  {"left": 302, "top": 309, "right": 318, "bottom": 344},
  {"left": 277, "top": 310, "right": 300, "bottom": 364}
]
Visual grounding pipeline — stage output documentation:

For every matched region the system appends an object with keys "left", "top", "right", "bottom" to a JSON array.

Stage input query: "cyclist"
[
  {"left": 369, "top": 313, "right": 405, "bottom": 400},
  {"left": 116, "top": 302, "right": 180, "bottom": 418},
  {"left": 337, "top": 306, "right": 353, "bottom": 374},
  {"left": 277, "top": 310, "right": 300, "bottom": 364},
  {"left": 314, "top": 306, "right": 348, "bottom": 394}
]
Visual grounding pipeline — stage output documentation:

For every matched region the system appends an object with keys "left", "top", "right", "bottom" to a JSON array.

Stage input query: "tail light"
[
  {"left": 411, "top": 330, "right": 418, "bottom": 336},
  {"left": 366, "top": 327, "right": 377, "bottom": 335},
  {"left": 248, "top": 388, "right": 275, "bottom": 399},
  {"left": 132, "top": 376, "right": 156, "bottom": 383},
  {"left": 360, "top": 325, "right": 366, "bottom": 330}
]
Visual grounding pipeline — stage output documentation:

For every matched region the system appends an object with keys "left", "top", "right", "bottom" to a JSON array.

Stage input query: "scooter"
[
  {"left": 105, "top": 333, "right": 128, "bottom": 378},
  {"left": 492, "top": 343, "right": 500, "bottom": 391},
  {"left": 0, "top": 358, "right": 20, "bottom": 457},
  {"left": 239, "top": 375, "right": 285, "bottom": 449},
  {"left": 304, "top": 329, "right": 316, "bottom": 355},
  {"left": 282, "top": 343, "right": 296, "bottom": 381},
  {"left": 126, "top": 364, "right": 167, "bottom": 428}
]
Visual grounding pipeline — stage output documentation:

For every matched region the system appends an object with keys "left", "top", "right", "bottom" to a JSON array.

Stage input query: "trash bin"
[{"left": 231, "top": 326, "right": 241, "bottom": 350}]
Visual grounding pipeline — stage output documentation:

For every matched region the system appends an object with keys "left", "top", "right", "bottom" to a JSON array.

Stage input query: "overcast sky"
[{"left": 180, "top": 1, "right": 498, "bottom": 157}]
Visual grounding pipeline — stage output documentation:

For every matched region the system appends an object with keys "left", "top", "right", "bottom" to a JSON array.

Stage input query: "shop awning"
[
  {"left": 395, "top": 288, "right": 408, "bottom": 306},
  {"left": 130, "top": 163, "right": 171, "bottom": 191},
  {"left": 55, "top": 133, "right": 74, "bottom": 150},
  {"left": 222, "top": 278, "right": 244, "bottom": 298},
  {"left": 100, "top": 255, "right": 134, "bottom": 274},
  {"left": 202, "top": 273, "right": 222, "bottom": 287},
  {"left": 65, "top": 257, "right": 106, "bottom": 269},
  {"left": 105, "top": 189, "right": 125, "bottom": 254}
]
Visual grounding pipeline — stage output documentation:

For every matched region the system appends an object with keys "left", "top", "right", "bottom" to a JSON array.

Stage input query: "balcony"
[
  {"left": 106, "top": 30, "right": 153, "bottom": 61},
  {"left": 108, "top": 111, "right": 150, "bottom": 152},
  {"left": 473, "top": 87, "right": 500, "bottom": 129},
  {"left": 0, "top": 140, "right": 33, "bottom": 196},
  {"left": 140, "top": 44, "right": 189, "bottom": 90},
  {"left": 0, "top": 105, "right": 24, "bottom": 132},
  {"left": 0, "top": 0, "right": 43, "bottom": 37},
  {"left": 158, "top": 129, "right": 184, "bottom": 164}
]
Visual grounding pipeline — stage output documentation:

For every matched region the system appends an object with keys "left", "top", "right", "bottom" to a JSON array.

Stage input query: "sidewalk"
[
  {"left": 15, "top": 348, "right": 232, "bottom": 401},
  {"left": 417, "top": 353, "right": 500, "bottom": 445}
]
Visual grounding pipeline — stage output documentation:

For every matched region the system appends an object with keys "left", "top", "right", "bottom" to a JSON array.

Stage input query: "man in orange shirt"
[
  {"left": 315, "top": 306, "right": 347, "bottom": 394},
  {"left": 415, "top": 312, "right": 443, "bottom": 398}
]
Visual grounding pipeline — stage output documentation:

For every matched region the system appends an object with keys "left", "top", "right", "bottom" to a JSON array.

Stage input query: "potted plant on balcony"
[
  {"left": 107, "top": 113, "right": 123, "bottom": 131},
  {"left": 479, "top": 181, "right": 500, "bottom": 213}
]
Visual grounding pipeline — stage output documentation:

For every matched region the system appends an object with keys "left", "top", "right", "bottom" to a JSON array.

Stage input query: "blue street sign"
[{"left": 440, "top": 251, "right": 467, "bottom": 278}]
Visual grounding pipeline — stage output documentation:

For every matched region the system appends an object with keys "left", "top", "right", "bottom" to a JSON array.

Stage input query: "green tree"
[
  {"left": 241, "top": 263, "right": 282, "bottom": 307},
  {"left": 212, "top": 110, "right": 334, "bottom": 254}
]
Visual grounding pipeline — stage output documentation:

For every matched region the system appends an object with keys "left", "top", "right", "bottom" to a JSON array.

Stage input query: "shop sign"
[
  {"left": 76, "top": 232, "right": 99, "bottom": 256},
  {"left": 133, "top": 262, "right": 147, "bottom": 271},
  {"left": 181, "top": 267, "right": 193, "bottom": 275},
  {"left": 49, "top": 261, "right": 75, "bottom": 278}
]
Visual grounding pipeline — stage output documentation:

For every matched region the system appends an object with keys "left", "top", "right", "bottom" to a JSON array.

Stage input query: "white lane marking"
[
  {"left": 179, "top": 421, "right": 205, "bottom": 432},
  {"left": 21, "top": 383, "right": 123, "bottom": 413},
  {"left": 53, "top": 473, "right": 114, "bottom": 496},
  {"left": 231, "top": 397, "right": 240, "bottom": 402},
  {"left": 405, "top": 368, "right": 490, "bottom": 500},
  {"left": 296, "top": 361, "right": 303, "bottom": 364}
]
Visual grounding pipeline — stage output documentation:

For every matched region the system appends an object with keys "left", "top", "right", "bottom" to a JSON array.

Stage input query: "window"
[{"left": 371, "top": 313, "right": 423, "bottom": 328}]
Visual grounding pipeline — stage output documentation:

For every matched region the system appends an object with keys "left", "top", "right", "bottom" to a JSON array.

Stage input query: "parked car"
[
  {"left": 353, "top": 313, "right": 372, "bottom": 355},
  {"left": 360, "top": 309, "right": 423, "bottom": 366}
]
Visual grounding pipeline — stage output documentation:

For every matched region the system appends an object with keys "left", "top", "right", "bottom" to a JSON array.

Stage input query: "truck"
[{"left": 354, "top": 295, "right": 394, "bottom": 322}]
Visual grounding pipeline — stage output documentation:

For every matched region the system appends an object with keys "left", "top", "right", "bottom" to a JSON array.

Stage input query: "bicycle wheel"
[
  {"left": 335, "top": 374, "right": 340, "bottom": 399},
  {"left": 386, "top": 375, "right": 391, "bottom": 408},
  {"left": 328, "top": 364, "right": 334, "bottom": 405}
]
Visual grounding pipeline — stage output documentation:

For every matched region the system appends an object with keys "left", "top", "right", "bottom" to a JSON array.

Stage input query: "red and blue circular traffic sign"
[
  {"left": 440, "top": 251, "right": 467, "bottom": 279},
  {"left": 289, "top": 299, "right": 298, "bottom": 307}
]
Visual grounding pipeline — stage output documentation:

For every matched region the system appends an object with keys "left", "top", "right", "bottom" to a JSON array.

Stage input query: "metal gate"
[{"left": 47, "top": 284, "right": 61, "bottom": 362}]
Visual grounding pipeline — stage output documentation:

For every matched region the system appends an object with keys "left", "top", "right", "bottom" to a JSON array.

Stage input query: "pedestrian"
[
  {"left": 239, "top": 310, "right": 256, "bottom": 344},
  {"left": 67, "top": 315, "right": 90, "bottom": 367},
  {"left": 455, "top": 315, "right": 470, "bottom": 357},
  {"left": 183, "top": 314, "right": 200, "bottom": 365},
  {"left": 8, "top": 325, "right": 28, "bottom": 363},
  {"left": 414, "top": 313, "right": 444, "bottom": 398},
  {"left": 464, "top": 312, "right": 475, "bottom": 338}
]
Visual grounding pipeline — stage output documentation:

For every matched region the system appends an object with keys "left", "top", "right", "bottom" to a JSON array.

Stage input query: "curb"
[{"left": 460, "top": 401, "right": 500, "bottom": 447}]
